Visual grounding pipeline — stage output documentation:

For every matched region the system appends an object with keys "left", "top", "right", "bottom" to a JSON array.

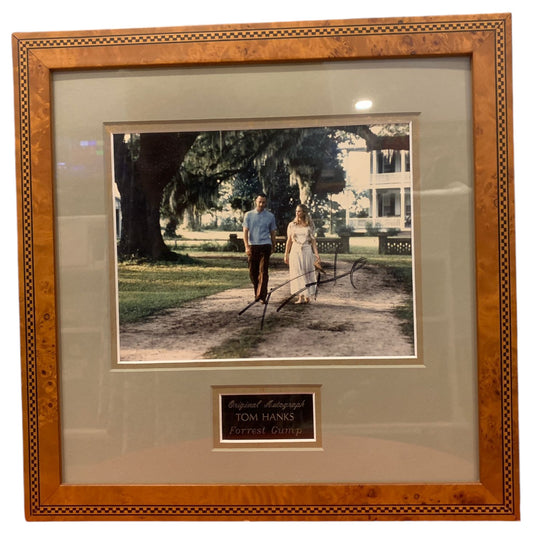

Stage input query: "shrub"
[
  {"left": 365, "top": 222, "right": 382, "bottom": 236},
  {"left": 335, "top": 224, "right": 353, "bottom": 237}
]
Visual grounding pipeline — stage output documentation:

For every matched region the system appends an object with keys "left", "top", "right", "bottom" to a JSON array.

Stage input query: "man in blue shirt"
[{"left": 243, "top": 193, "right": 277, "bottom": 303}]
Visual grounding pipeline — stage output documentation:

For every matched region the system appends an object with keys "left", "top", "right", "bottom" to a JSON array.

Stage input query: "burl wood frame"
[{"left": 12, "top": 13, "right": 518, "bottom": 520}]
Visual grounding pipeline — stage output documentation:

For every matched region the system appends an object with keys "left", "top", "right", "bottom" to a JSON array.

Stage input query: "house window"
[
  {"left": 404, "top": 187, "right": 411, "bottom": 227},
  {"left": 377, "top": 190, "right": 400, "bottom": 217},
  {"left": 405, "top": 187, "right": 411, "bottom": 217},
  {"left": 372, "top": 149, "right": 410, "bottom": 174},
  {"left": 376, "top": 150, "right": 400, "bottom": 173}
]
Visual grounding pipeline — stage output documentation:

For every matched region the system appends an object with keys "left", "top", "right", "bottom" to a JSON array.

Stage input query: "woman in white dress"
[{"left": 283, "top": 204, "right": 321, "bottom": 304}]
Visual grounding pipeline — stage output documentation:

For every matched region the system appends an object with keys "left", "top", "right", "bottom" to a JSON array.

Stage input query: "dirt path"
[{"left": 119, "top": 260, "right": 414, "bottom": 362}]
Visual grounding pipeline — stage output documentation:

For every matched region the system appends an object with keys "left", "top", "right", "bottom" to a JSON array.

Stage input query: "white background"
[{"left": 1, "top": 1, "right": 530, "bottom": 531}]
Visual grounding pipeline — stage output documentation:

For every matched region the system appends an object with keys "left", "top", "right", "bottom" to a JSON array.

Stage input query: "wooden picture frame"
[{"left": 12, "top": 13, "right": 519, "bottom": 520}]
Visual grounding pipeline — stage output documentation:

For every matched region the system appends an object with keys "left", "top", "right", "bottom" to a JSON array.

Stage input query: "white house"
[
  {"left": 336, "top": 139, "right": 412, "bottom": 232},
  {"left": 368, "top": 148, "right": 412, "bottom": 231}
]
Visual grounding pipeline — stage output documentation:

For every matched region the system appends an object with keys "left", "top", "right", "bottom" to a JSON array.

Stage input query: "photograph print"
[{"left": 111, "top": 118, "right": 417, "bottom": 364}]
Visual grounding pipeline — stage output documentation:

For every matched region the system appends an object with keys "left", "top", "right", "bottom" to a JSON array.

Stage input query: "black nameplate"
[{"left": 219, "top": 392, "right": 317, "bottom": 443}]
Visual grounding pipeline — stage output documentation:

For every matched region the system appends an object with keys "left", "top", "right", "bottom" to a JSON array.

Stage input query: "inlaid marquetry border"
[{"left": 13, "top": 13, "right": 518, "bottom": 520}]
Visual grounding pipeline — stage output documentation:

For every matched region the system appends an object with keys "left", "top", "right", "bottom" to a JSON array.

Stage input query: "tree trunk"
[
  {"left": 114, "top": 132, "right": 197, "bottom": 260},
  {"left": 295, "top": 173, "right": 313, "bottom": 206},
  {"left": 184, "top": 205, "right": 202, "bottom": 231}
]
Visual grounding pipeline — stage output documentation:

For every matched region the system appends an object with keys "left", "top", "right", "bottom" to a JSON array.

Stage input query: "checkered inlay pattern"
[
  {"left": 14, "top": 36, "right": 40, "bottom": 513},
  {"left": 24, "top": 501, "right": 517, "bottom": 518},
  {"left": 494, "top": 20, "right": 516, "bottom": 515},
  {"left": 18, "top": 18, "right": 503, "bottom": 49},
  {"left": 15, "top": 17, "right": 517, "bottom": 518}
]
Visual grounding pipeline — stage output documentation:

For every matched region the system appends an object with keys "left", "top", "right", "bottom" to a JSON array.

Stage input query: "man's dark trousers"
[{"left": 248, "top": 244, "right": 272, "bottom": 302}]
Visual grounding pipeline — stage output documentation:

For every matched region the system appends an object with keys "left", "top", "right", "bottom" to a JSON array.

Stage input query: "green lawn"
[
  {"left": 118, "top": 256, "right": 250, "bottom": 324},
  {"left": 117, "top": 248, "right": 414, "bottom": 336}
]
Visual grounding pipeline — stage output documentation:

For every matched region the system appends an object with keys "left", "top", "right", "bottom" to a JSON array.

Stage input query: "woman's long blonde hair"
[{"left": 292, "top": 204, "right": 314, "bottom": 228}]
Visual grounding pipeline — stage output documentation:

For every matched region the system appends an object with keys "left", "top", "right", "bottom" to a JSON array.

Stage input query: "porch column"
[
  {"left": 372, "top": 188, "right": 378, "bottom": 223},
  {"left": 371, "top": 150, "right": 377, "bottom": 175},
  {"left": 371, "top": 150, "right": 378, "bottom": 225},
  {"left": 400, "top": 187, "right": 405, "bottom": 230}
]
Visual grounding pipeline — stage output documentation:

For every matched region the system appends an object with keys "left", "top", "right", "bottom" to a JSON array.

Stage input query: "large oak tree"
[{"left": 114, "top": 132, "right": 198, "bottom": 260}]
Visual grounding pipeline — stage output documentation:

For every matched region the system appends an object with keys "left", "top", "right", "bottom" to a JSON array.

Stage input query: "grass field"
[
  {"left": 118, "top": 239, "right": 414, "bottom": 335},
  {"left": 118, "top": 255, "right": 250, "bottom": 323}
]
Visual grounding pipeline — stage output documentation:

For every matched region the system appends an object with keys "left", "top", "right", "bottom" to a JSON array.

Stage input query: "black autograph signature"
[{"left": 239, "top": 254, "right": 367, "bottom": 329}]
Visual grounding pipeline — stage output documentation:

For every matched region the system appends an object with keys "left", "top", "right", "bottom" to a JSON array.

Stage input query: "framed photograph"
[
  {"left": 12, "top": 12, "right": 519, "bottom": 520},
  {"left": 107, "top": 115, "right": 418, "bottom": 367}
]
